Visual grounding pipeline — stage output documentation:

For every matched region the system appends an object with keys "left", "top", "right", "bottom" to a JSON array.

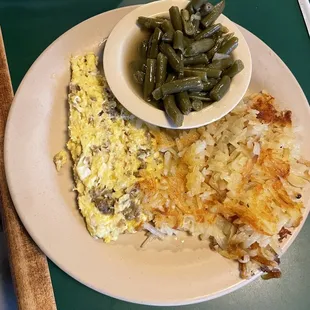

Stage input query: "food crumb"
[{"left": 53, "top": 150, "right": 68, "bottom": 171}]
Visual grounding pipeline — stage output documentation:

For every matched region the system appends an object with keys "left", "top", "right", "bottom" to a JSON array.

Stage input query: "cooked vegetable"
[
  {"left": 161, "top": 20, "right": 174, "bottom": 43},
  {"left": 210, "top": 75, "right": 231, "bottom": 101},
  {"left": 192, "top": 99, "right": 204, "bottom": 111},
  {"left": 183, "top": 35, "right": 194, "bottom": 48},
  {"left": 133, "top": 0, "right": 243, "bottom": 120},
  {"left": 223, "top": 59, "right": 244, "bottom": 77},
  {"left": 221, "top": 32, "right": 235, "bottom": 46},
  {"left": 130, "top": 60, "right": 147, "bottom": 73},
  {"left": 143, "top": 58, "right": 156, "bottom": 101},
  {"left": 183, "top": 54, "right": 209, "bottom": 65},
  {"left": 202, "top": 79, "right": 219, "bottom": 91},
  {"left": 218, "top": 36, "right": 239, "bottom": 55},
  {"left": 164, "top": 95, "right": 184, "bottom": 126},
  {"left": 173, "top": 30, "right": 185, "bottom": 53},
  {"left": 207, "top": 57, "right": 233, "bottom": 70},
  {"left": 195, "top": 23, "right": 221, "bottom": 40},
  {"left": 207, "top": 36, "right": 225, "bottom": 59},
  {"left": 139, "top": 40, "right": 148, "bottom": 59},
  {"left": 156, "top": 53, "right": 168, "bottom": 88},
  {"left": 169, "top": 6, "right": 183, "bottom": 31},
  {"left": 212, "top": 52, "right": 230, "bottom": 61},
  {"left": 184, "top": 38, "right": 215, "bottom": 57},
  {"left": 152, "top": 87, "right": 163, "bottom": 101},
  {"left": 166, "top": 73, "right": 177, "bottom": 83},
  {"left": 159, "top": 42, "right": 184, "bottom": 72},
  {"left": 189, "top": 95, "right": 212, "bottom": 103},
  {"left": 189, "top": 0, "right": 209, "bottom": 11},
  {"left": 200, "top": 3, "right": 214, "bottom": 17},
  {"left": 220, "top": 25, "right": 229, "bottom": 33},
  {"left": 161, "top": 77, "right": 204, "bottom": 97},
  {"left": 137, "top": 17, "right": 163, "bottom": 29},
  {"left": 181, "top": 9, "right": 196, "bottom": 36},
  {"left": 201, "top": 0, "right": 225, "bottom": 28},
  {"left": 187, "top": 67, "right": 222, "bottom": 78},
  {"left": 184, "top": 69, "right": 208, "bottom": 82},
  {"left": 185, "top": 3, "right": 195, "bottom": 15},
  {"left": 133, "top": 70, "right": 145, "bottom": 85},
  {"left": 148, "top": 27, "right": 163, "bottom": 59},
  {"left": 176, "top": 91, "right": 192, "bottom": 115}
]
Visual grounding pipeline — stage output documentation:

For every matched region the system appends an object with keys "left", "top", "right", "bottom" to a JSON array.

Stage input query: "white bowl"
[{"left": 104, "top": 0, "right": 252, "bottom": 129}]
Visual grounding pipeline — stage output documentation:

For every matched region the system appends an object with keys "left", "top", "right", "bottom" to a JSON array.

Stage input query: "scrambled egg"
[
  {"left": 66, "top": 53, "right": 163, "bottom": 242},
  {"left": 53, "top": 150, "right": 68, "bottom": 171}
]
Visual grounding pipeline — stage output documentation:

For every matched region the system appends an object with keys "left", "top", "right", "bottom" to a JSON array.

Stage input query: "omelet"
[
  {"left": 66, "top": 53, "right": 163, "bottom": 242},
  {"left": 53, "top": 150, "right": 68, "bottom": 171}
]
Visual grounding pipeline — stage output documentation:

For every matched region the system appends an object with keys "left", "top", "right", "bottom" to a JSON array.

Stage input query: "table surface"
[{"left": 1, "top": 0, "right": 310, "bottom": 309}]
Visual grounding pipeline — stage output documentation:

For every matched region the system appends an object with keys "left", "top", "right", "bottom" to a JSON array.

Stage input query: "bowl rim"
[{"left": 104, "top": 0, "right": 252, "bottom": 129}]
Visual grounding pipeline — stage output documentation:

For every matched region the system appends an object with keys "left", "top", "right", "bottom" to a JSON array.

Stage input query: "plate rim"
[{"left": 4, "top": 5, "right": 310, "bottom": 307}]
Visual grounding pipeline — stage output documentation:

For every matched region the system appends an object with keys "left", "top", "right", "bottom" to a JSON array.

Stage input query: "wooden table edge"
[{"left": 0, "top": 27, "right": 57, "bottom": 310}]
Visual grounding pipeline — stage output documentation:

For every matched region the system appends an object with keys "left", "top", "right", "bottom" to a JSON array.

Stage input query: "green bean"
[
  {"left": 130, "top": 60, "right": 146, "bottom": 73},
  {"left": 161, "top": 77, "right": 204, "bottom": 97},
  {"left": 223, "top": 60, "right": 244, "bottom": 78},
  {"left": 189, "top": 91, "right": 208, "bottom": 97},
  {"left": 202, "top": 79, "right": 218, "bottom": 91},
  {"left": 184, "top": 38, "right": 215, "bottom": 57},
  {"left": 169, "top": 6, "right": 183, "bottom": 31},
  {"left": 137, "top": 17, "right": 163, "bottom": 29},
  {"left": 185, "top": 3, "right": 195, "bottom": 15},
  {"left": 173, "top": 30, "right": 184, "bottom": 53},
  {"left": 181, "top": 10, "right": 196, "bottom": 36},
  {"left": 200, "top": 3, "right": 214, "bottom": 17},
  {"left": 181, "top": 8, "right": 190, "bottom": 22},
  {"left": 164, "top": 95, "right": 184, "bottom": 127},
  {"left": 147, "top": 34, "right": 153, "bottom": 56},
  {"left": 161, "top": 19, "right": 174, "bottom": 32},
  {"left": 220, "top": 25, "right": 229, "bottom": 33},
  {"left": 184, "top": 69, "right": 208, "bottom": 82},
  {"left": 192, "top": 18, "right": 200, "bottom": 35},
  {"left": 150, "top": 99, "right": 164, "bottom": 111},
  {"left": 189, "top": 93, "right": 212, "bottom": 102},
  {"left": 195, "top": 24, "right": 221, "bottom": 40},
  {"left": 152, "top": 87, "right": 163, "bottom": 101},
  {"left": 156, "top": 53, "right": 168, "bottom": 88},
  {"left": 210, "top": 75, "right": 231, "bottom": 101},
  {"left": 192, "top": 99, "right": 203, "bottom": 111},
  {"left": 201, "top": 0, "right": 225, "bottom": 28},
  {"left": 161, "top": 20, "right": 174, "bottom": 43},
  {"left": 207, "top": 36, "right": 225, "bottom": 59},
  {"left": 176, "top": 91, "right": 192, "bottom": 115},
  {"left": 207, "top": 57, "right": 233, "bottom": 70},
  {"left": 190, "top": 96, "right": 212, "bottom": 103},
  {"left": 139, "top": 40, "right": 148, "bottom": 60},
  {"left": 183, "top": 36, "right": 194, "bottom": 48},
  {"left": 190, "top": 64, "right": 207, "bottom": 69},
  {"left": 159, "top": 42, "right": 184, "bottom": 72},
  {"left": 204, "top": 68, "right": 222, "bottom": 78},
  {"left": 148, "top": 27, "right": 163, "bottom": 59},
  {"left": 218, "top": 37, "right": 239, "bottom": 55},
  {"left": 189, "top": 0, "right": 209, "bottom": 11},
  {"left": 183, "top": 54, "right": 209, "bottom": 66},
  {"left": 165, "top": 73, "right": 177, "bottom": 83},
  {"left": 185, "top": 67, "right": 222, "bottom": 78},
  {"left": 133, "top": 70, "right": 145, "bottom": 85},
  {"left": 221, "top": 32, "right": 235, "bottom": 46},
  {"left": 162, "top": 31, "right": 174, "bottom": 43},
  {"left": 143, "top": 58, "right": 157, "bottom": 101}
]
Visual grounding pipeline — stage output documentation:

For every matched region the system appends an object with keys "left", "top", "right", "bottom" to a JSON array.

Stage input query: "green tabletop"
[{"left": 1, "top": 0, "right": 310, "bottom": 309}]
